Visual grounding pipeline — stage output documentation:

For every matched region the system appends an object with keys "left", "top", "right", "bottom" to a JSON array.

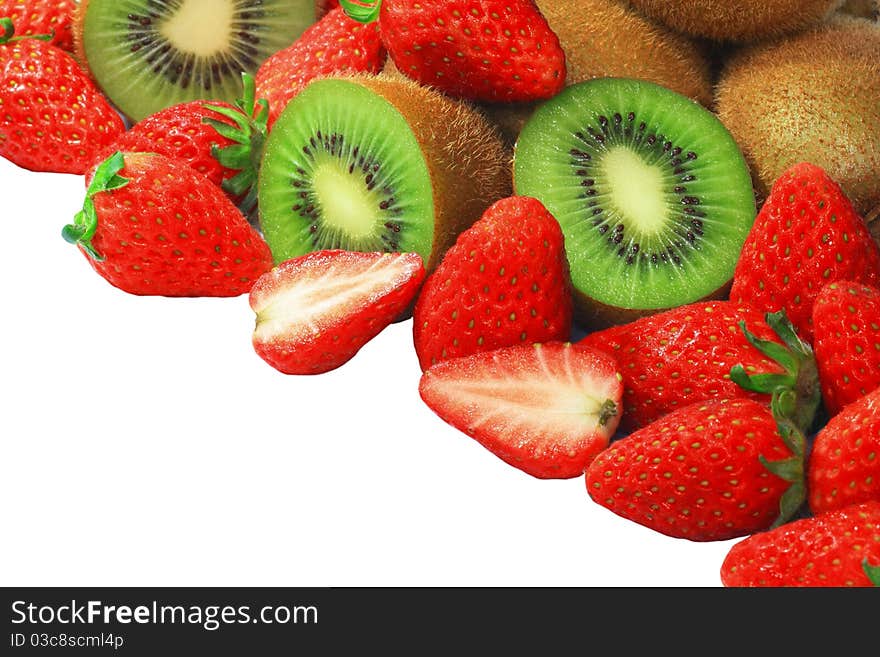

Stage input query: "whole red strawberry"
[
  {"left": 255, "top": 6, "right": 385, "bottom": 129},
  {"left": 0, "top": 18, "right": 125, "bottom": 174},
  {"left": 721, "top": 500, "right": 880, "bottom": 587},
  {"left": 250, "top": 250, "right": 425, "bottom": 375},
  {"left": 578, "top": 303, "right": 820, "bottom": 435},
  {"left": 62, "top": 151, "right": 273, "bottom": 297},
  {"left": 420, "top": 341, "right": 623, "bottom": 479},
  {"left": 808, "top": 385, "right": 880, "bottom": 515},
  {"left": 92, "top": 74, "right": 268, "bottom": 216},
  {"left": 0, "top": 0, "right": 76, "bottom": 52},
  {"left": 585, "top": 397, "right": 807, "bottom": 542},
  {"left": 811, "top": 280, "right": 880, "bottom": 416},
  {"left": 412, "top": 195, "right": 573, "bottom": 371},
  {"left": 729, "top": 161, "right": 880, "bottom": 344},
  {"left": 340, "top": 0, "right": 566, "bottom": 103}
]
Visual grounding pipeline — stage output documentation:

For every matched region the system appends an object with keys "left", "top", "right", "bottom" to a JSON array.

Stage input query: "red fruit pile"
[{"left": 3, "top": 1, "right": 880, "bottom": 587}]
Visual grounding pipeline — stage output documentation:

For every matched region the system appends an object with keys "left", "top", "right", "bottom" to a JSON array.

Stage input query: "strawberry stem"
[
  {"left": 201, "top": 72, "right": 269, "bottom": 218},
  {"left": 339, "top": 0, "right": 382, "bottom": 23},
  {"left": 597, "top": 399, "right": 618, "bottom": 427},
  {"left": 729, "top": 309, "right": 820, "bottom": 434},
  {"left": 61, "top": 152, "right": 129, "bottom": 261}
]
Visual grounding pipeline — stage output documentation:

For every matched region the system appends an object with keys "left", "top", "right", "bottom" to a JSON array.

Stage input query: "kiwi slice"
[
  {"left": 715, "top": 16, "right": 880, "bottom": 216},
  {"left": 74, "top": 0, "right": 316, "bottom": 122},
  {"left": 257, "top": 73, "right": 511, "bottom": 273},
  {"left": 513, "top": 77, "right": 756, "bottom": 329}
]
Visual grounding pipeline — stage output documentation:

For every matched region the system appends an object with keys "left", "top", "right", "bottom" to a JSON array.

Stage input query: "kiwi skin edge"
[
  {"left": 573, "top": 281, "right": 733, "bottom": 332},
  {"left": 622, "top": 0, "right": 844, "bottom": 44}
]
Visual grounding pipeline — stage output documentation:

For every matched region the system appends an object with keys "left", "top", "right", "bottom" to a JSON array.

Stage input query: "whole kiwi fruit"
[
  {"left": 622, "top": 0, "right": 845, "bottom": 43},
  {"left": 715, "top": 15, "right": 880, "bottom": 216}
]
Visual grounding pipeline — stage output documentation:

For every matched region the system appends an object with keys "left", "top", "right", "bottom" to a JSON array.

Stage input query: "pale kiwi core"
[
  {"left": 602, "top": 147, "right": 668, "bottom": 235},
  {"left": 513, "top": 78, "right": 758, "bottom": 323},
  {"left": 159, "top": 0, "right": 235, "bottom": 56},
  {"left": 311, "top": 159, "right": 383, "bottom": 239}
]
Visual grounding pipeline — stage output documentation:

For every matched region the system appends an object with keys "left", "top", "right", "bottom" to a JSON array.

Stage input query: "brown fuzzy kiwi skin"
[
  {"left": 537, "top": 0, "right": 715, "bottom": 106},
  {"left": 714, "top": 16, "right": 880, "bottom": 216},
  {"left": 623, "top": 0, "right": 845, "bottom": 43},
  {"left": 331, "top": 73, "right": 513, "bottom": 275},
  {"left": 839, "top": 0, "right": 879, "bottom": 18},
  {"left": 480, "top": 0, "right": 716, "bottom": 146},
  {"left": 71, "top": 0, "right": 90, "bottom": 72}
]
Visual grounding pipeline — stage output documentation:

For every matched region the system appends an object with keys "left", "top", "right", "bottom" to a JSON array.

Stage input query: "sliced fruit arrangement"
[
  {"left": 72, "top": 0, "right": 318, "bottom": 122},
  {"left": 0, "top": 17, "right": 125, "bottom": 174},
  {"left": 419, "top": 342, "right": 623, "bottom": 479},
  {"left": 4, "top": 0, "right": 880, "bottom": 588},
  {"left": 808, "top": 384, "right": 880, "bottom": 515},
  {"left": 0, "top": 0, "right": 76, "bottom": 52},
  {"left": 255, "top": 5, "right": 386, "bottom": 129},
  {"left": 62, "top": 151, "right": 273, "bottom": 297},
  {"left": 250, "top": 250, "right": 425, "bottom": 375},
  {"left": 811, "top": 280, "right": 880, "bottom": 416},
  {"left": 577, "top": 304, "right": 820, "bottom": 435},
  {"left": 514, "top": 77, "right": 757, "bottom": 329},
  {"left": 257, "top": 74, "right": 511, "bottom": 272},
  {"left": 728, "top": 161, "right": 880, "bottom": 344},
  {"left": 412, "top": 196, "right": 573, "bottom": 371},
  {"left": 339, "top": 0, "right": 566, "bottom": 103},
  {"left": 585, "top": 396, "right": 808, "bottom": 542},
  {"left": 720, "top": 500, "right": 880, "bottom": 587}
]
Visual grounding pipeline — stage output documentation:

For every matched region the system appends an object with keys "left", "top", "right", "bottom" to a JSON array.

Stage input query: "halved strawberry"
[
  {"left": 418, "top": 342, "right": 623, "bottom": 479},
  {"left": 250, "top": 250, "right": 426, "bottom": 375}
]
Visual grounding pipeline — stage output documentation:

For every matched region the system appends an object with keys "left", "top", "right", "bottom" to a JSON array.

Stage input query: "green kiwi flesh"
[
  {"left": 258, "top": 78, "right": 435, "bottom": 266},
  {"left": 79, "top": 0, "right": 316, "bottom": 122},
  {"left": 514, "top": 78, "right": 756, "bottom": 328}
]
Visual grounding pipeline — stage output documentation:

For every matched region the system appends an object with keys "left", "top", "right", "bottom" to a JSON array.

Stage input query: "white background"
[{"left": 0, "top": 156, "right": 736, "bottom": 587}]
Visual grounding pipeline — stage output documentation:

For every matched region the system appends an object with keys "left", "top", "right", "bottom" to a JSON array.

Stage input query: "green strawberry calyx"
[
  {"left": 0, "top": 17, "right": 53, "bottom": 44},
  {"left": 729, "top": 309, "right": 821, "bottom": 435},
  {"left": 61, "top": 152, "right": 129, "bottom": 261},
  {"left": 339, "top": 0, "right": 382, "bottom": 23},
  {"left": 201, "top": 72, "right": 268, "bottom": 218},
  {"left": 729, "top": 309, "right": 820, "bottom": 529},
  {"left": 761, "top": 389, "right": 807, "bottom": 529},
  {"left": 863, "top": 558, "right": 880, "bottom": 586}
]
